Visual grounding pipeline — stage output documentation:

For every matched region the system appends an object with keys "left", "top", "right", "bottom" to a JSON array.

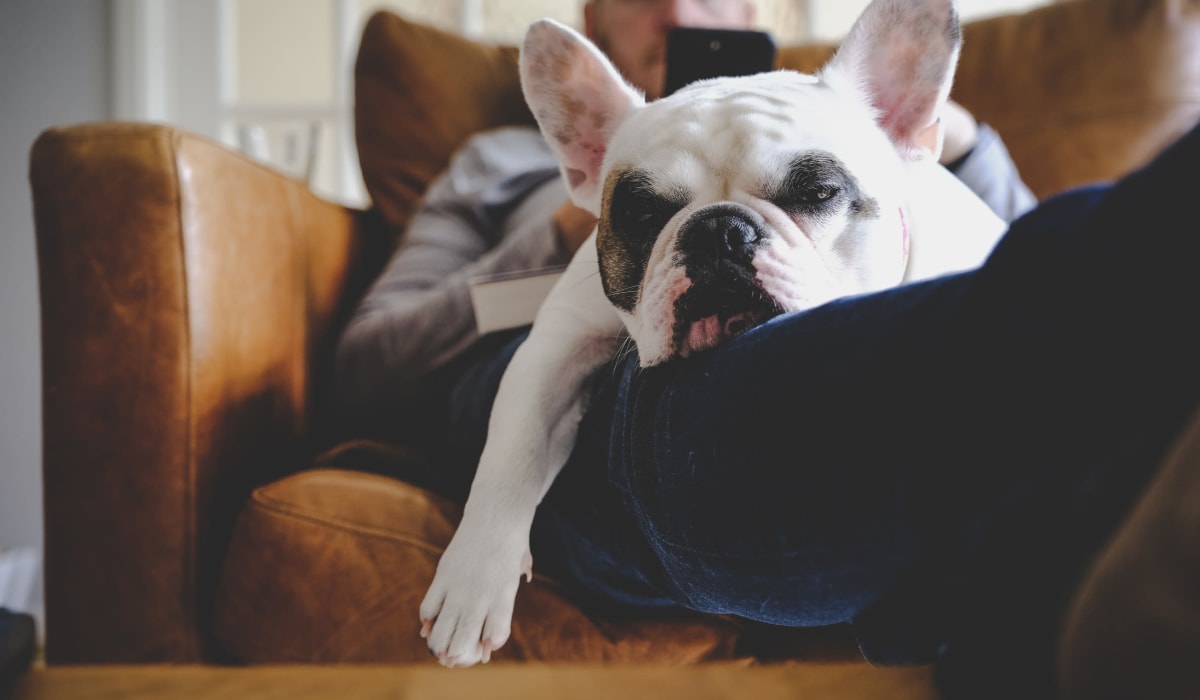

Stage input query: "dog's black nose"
[{"left": 679, "top": 212, "right": 762, "bottom": 258}]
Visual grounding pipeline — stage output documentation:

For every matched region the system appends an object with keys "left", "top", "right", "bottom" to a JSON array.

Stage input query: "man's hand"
[
  {"left": 553, "top": 201, "right": 598, "bottom": 255},
  {"left": 940, "top": 100, "right": 980, "bottom": 166}
]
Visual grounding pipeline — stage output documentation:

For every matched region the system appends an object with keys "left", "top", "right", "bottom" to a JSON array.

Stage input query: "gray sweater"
[{"left": 334, "top": 124, "right": 1035, "bottom": 422}]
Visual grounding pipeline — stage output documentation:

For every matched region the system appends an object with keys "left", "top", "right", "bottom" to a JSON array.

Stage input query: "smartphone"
[{"left": 663, "top": 27, "right": 777, "bottom": 97}]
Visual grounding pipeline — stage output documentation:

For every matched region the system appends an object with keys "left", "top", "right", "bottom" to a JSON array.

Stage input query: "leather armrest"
[{"left": 30, "top": 123, "right": 382, "bottom": 663}]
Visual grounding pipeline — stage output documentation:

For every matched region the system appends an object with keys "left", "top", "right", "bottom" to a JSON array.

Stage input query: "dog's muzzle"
[{"left": 672, "top": 206, "right": 782, "bottom": 355}]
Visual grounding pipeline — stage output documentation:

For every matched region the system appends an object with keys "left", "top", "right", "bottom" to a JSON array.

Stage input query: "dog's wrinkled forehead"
[{"left": 603, "top": 71, "right": 884, "bottom": 195}]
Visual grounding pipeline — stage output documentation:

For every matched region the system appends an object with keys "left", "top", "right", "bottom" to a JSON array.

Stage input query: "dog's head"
[{"left": 520, "top": 0, "right": 962, "bottom": 365}]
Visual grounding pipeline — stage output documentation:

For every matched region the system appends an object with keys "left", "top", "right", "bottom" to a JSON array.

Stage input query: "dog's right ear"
[{"left": 520, "top": 19, "right": 644, "bottom": 215}]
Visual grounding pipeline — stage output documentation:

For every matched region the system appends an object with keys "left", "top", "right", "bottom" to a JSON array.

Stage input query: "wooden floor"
[{"left": 11, "top": 662, "right": 938, "bottom": 700}]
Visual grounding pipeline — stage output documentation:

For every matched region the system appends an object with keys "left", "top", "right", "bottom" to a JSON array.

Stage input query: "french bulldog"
[{"left": 420, "top": 0, "right": 1005, "bottom": 667}]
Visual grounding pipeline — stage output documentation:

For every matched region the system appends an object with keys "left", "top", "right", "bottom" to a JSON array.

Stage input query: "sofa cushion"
[
  {"left": 212, "top": 463, "right": 752, "bottom": 663},
  {"left": 354, "top": 11, "right": 535, "bottom": 240},
  {"left": 211, "top": 439, "right": 888, "bottom": 665}
]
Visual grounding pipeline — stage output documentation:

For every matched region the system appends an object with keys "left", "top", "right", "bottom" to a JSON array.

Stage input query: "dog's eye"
[
  {"left": 792, "top": 184, "right": 838, "bottom": 205},
  {"left": 802, "top": 185, "right": 837, "bottom": 203},
  {"left": 773, "top": 180, "right": 842, "bottom": 217},
  {"left": 770, "top": 152, "right": 858, "bottom": 217}
]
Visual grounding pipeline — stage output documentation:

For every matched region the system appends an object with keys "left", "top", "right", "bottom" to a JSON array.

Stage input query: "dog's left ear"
[
  {"left": 520, "top": 19, "right": 644, "bottom": 214},
  {"left": 820, "top": 0, "right": 961, "bottom": 160}
]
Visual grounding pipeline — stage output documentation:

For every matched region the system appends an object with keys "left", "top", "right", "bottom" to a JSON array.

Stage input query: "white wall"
[{"left": 0, "top": 0, "right": 111, "bottom": 618}]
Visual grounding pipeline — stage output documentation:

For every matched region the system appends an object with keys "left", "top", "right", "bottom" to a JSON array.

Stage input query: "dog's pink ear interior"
[
  {"left": 819, "top": 0, "right": 961, "bottom": 159},
  {"left": 519, "top": 19, "right": 644, "bottom": 213}
]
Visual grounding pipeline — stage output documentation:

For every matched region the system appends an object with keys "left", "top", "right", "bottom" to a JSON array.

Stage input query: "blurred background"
[{"left": 0, "top": 0, "right": 1055, "bottom": 639}]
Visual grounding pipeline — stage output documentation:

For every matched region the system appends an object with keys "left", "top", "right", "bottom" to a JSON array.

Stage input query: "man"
[{"left": 334, "top": 0, "right": 1035, "bottom": 443}]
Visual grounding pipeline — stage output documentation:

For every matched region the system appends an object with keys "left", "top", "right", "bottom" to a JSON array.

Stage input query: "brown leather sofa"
[{"left": 28, "top": 0, "right": 1200, "bottom": 697}]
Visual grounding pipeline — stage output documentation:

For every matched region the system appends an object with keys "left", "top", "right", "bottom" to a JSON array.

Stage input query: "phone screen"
[{"left": 663, "top": 27, "right": 777, "bottom": 97}]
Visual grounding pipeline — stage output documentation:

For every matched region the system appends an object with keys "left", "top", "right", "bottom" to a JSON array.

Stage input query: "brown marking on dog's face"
[
  {"left": 597, "top": 166, "right": 639, "bottom": 312},
  {"left": 597, "top": 166, "right": 689, "bottom": 313}
]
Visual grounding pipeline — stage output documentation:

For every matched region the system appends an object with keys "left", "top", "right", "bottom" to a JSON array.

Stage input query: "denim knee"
[{"left": 608, "top": 352, "right": 923, "bottom": 627}]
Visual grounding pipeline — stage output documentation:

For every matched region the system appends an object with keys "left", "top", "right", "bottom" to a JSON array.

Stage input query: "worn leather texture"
[
  {"left": 32, "top": 124, "right": 386, "bottom": 662},
  {"left": 29, "top": 0, "right": 1200, "bottom": 690}
]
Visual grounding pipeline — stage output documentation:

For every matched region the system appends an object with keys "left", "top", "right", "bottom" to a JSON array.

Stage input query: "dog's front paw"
[{"left": 419, "top": 530, "right": 532, "bottom": 667}]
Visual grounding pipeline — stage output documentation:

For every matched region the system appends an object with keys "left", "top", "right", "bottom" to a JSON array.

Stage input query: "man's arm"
[
  {"left": 334, "top": 126, "right": 571, "bottom": 421},
  {"left": 940, "top": 102, "right": 1037, "bottom": 223},
  {"left": 946, "top": 122, "right": 1038, "bottom": 223}
]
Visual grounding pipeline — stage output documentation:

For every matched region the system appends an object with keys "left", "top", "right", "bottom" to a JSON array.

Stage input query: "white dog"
[{"left": 419, "top": 0, "right": 1004, "bottom": 667}]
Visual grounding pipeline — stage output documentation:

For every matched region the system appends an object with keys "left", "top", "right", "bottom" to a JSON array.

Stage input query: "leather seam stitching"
[{"left": 249, "top": 492, "right": 455, "bottom": 555}]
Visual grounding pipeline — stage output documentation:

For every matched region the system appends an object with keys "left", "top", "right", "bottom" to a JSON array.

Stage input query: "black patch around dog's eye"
[
  {"left": 610, "top": 172, "right": 687, "bottom": 245},
  {"left": 598, "top": 169, "right": 688, "bottom": 312},
  {"left": 770, "top": 151, "right": 877, "bottom": 220}
]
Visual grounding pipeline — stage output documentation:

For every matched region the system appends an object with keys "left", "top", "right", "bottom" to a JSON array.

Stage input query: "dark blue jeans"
[{"left": 440, "top": 121, "right": 1200, "bottom": 697}]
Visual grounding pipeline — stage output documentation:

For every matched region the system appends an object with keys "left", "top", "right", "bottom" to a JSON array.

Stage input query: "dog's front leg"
[{"left": 419, "top": 235, "right": 623, "bottom": 667}]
